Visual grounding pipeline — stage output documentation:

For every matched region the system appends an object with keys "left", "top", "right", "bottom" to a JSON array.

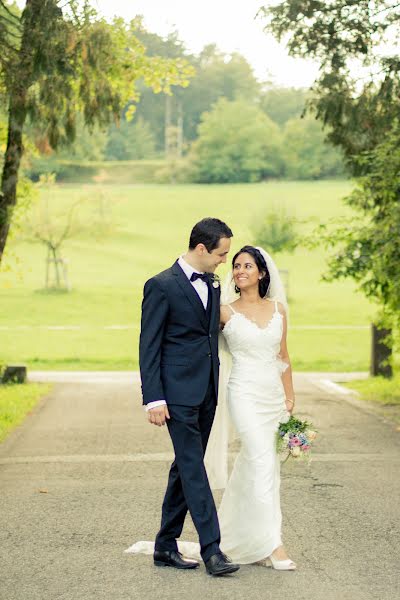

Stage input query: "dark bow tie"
[{"left": 190, "top": 272, "right": 209, "bottom": 283}]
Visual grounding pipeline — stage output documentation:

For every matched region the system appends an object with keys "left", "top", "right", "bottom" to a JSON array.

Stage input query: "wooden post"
[
  {"left": 370, "top": 324, "right": 392, "bottom": 378},
  {"left": 2, "top": 365, "right": 27, "bottom": 384}
]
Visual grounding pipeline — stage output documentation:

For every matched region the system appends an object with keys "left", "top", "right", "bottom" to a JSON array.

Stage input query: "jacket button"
[
  {"left": 209, "top": 334, "right": 212, "bottom": 338},
  {"left": 207, "top": 352, "right": 211, "bottom": 357}
]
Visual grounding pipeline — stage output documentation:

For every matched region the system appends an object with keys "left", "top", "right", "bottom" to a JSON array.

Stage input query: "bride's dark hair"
[{"left": 232, "top": 246, "right": 271, "bottom": 298}]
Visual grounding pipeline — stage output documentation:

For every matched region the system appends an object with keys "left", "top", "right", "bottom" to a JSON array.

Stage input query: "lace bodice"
[{"left": 222, "top": 301, "right": 285, "bottom": 369}]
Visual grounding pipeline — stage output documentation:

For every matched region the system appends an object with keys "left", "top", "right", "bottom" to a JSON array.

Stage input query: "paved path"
[{"left": 0, "top": 373, "right": 399, "bottom": 600}]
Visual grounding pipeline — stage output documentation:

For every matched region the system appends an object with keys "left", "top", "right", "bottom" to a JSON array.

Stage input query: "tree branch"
[
  {"left": 0, "top": 12, "right": 22, "bottom": 34},
  {"left": 0, "top": 20, "right": 22, "bottom": 39},
  {"left": 56, "top": 1, "right": 73, "bottom": 12},
  {"left": 0, "top": 55, "right": 11, "bottom": 70},
  {"left": 0, "top": 0, "right": 20, "bottom": 22},
  {"left": 60, "top": 200, "right": 79, "bottom": 243},
  {"left": 0, "top": 33, "right": 18, "bottom": 53},
  {"left": 0, "top": 34, "right": 18, "bottom": 53},
  {"left": 371, "top": 3, "right": 400, "bottom": 18}
]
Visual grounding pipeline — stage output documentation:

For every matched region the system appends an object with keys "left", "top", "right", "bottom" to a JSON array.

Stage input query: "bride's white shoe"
[{"left": 265, "top": 555, "right": 296, "bottom": 571}]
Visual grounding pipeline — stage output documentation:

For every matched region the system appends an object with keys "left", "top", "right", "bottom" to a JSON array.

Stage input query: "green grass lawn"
[
  {"left": 346, "top": 376, "right": 400, "bottom": 406},
  {"left": 0, "top": 383, "right": 51, "bottom": 442},
  {"left": 345, "top": 376, "right": 400, "bottom": 425},
  {"left": 0, "top": 180, "right": 378, "bottom": 371}
]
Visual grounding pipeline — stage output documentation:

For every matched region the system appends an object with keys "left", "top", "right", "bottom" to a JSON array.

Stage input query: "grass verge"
[
  {"left": 345, "top": 375, "right": 400, "bottom": 426},
  {"left": 0, "top": 383, "right": 52, "bottom": 443}
]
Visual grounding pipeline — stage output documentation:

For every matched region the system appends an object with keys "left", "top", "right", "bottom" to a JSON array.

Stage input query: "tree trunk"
[
  {"left": 164, "top": 94, "right": 172, "bottom": 158},
  {"left": 52, "top": 246, "right": 60, "bottom": 288},
  {"left": 0, "top": 89, "right": 28, "bottom": 262},
  {"left": 177, "top": 99, "right": 183, "bottom": 159},
  {"left": 0, "top": 0, "right": 37, "bottom": 265},
  {"left": 46, "top": 246, "right": 50, "bottom": 288}
]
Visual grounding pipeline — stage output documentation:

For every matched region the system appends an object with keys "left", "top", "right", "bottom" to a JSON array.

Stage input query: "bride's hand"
[{"left": 285, "top": 398, "right": 295, "bottom": 414}]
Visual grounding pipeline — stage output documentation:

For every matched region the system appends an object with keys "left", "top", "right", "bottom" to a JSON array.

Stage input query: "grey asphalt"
[{"left": 0, "top": 373, "right": 399, "bottom": 600}]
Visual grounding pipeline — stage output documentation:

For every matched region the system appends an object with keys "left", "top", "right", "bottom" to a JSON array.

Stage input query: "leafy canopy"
[
  {"left": 189, "top": 98, "right": 282, "bottom": 183},
  {"left": 0, "top": 3, "right": 194, "bottom": 148},
  {"left": 260, "top": 0, "right": 400, "bottom": 173},
  {"left": 261, "top": 1, "right": 400, "bottom": 340}
]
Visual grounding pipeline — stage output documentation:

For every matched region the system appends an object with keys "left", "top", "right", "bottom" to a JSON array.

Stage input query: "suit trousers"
[{"left": 154, "top": 376, "right": 220, "bottom": 562}]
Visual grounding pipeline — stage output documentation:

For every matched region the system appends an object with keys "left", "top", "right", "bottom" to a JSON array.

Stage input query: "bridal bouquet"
[{"left": 276, "top": 415, "right": 317, "bottom": 462}]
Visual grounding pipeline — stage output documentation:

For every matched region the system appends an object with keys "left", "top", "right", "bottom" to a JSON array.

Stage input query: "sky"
[
  {"left": 13, "top": 0, "right": 319, "bottom": 87},
  {"left": 91, "top": 0, "right": 320, "bottom": 88}
]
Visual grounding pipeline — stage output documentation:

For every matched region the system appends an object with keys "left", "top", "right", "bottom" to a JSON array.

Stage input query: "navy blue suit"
[{"left": 139, "top": 260, "right": 221, "bottom": 561}]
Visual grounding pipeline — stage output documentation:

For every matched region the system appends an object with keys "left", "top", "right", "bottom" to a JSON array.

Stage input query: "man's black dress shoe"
[
  {"left": 153, "top": 550, "right": 199, "bottom": 569},
  {"left": 205, "top": 553, "right": 240, "bottom": 576}
]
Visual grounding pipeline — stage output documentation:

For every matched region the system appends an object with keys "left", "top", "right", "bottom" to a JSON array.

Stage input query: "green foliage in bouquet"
[{"left": 276, "top": 415, "right": 315, "bottom": 456}]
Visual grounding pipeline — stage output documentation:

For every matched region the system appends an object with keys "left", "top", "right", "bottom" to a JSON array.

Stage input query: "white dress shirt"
[{"left": 145, "top": 256, "right": 209, "bottom": 412}]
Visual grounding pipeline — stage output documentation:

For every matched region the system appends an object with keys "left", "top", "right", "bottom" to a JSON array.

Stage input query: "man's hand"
[{"left": 148, "top": 405, "right": 170, "bottom": 427}]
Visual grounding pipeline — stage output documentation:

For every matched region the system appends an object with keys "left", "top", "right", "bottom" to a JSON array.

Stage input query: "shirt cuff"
[{"left": 145, "top": 400, "right": 167, "bottom": 412}]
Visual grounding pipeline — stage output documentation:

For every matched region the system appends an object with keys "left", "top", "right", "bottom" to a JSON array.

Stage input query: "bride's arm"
[
  {"left": 278, "top": 304, "right": 296, "bottom": 414},
  {"left": 219, "top": 304, "right": 230, "bottom": 329}
]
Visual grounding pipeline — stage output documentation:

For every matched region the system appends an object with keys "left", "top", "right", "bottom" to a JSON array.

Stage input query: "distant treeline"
[{"left": 23, "top": 30, "right": 345, "bottom": 182}]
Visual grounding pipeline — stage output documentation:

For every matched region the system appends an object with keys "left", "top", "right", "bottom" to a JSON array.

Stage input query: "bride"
[
  {"left": 127, "top": 245, "right": 296, "bottom": 570},
  {"left": 212, "top": 245, "right": 296, "bottom": 570}
]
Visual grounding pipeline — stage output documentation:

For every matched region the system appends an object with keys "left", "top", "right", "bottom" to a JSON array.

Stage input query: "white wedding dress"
[
  {"left": 216, "top": 300, "right": 287, "bottom": 563},
  {"left": 126, "top": 299, "right": 288, "bottom": 564}
]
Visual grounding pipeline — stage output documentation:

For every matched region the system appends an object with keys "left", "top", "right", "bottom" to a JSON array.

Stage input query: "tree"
[
  {"left": 318, "top": 126, "right": 400, "bottom": 338},
  {"left": 282, "top": 115, "right": 345, "bottom": 179},
  {"left": 53, "top": 115, "right": 108, "bottom": 161},
  {"left": 23, "top": 173, "right": 119, "bottom": 289},
  {"left": 261, "top": 1, "right": 400, "bottom": 172},
  {"left": 181, "top": 46, "right": 261, "bottom": 144},
  {"left": 134, "top": 41, "right": 261, "bottom": 153},
  {"left": 253, "top": 208, "right": 299, "bottom": 299},
  {"left": 261, "top": 0, "right": 400, "bottom": 371},
  {"left": 260, "top": 85, "right": 309, "bottom": 127},
  {"left": 105, "top": 116, "right": 156, "bottom": 160},
  {"left": 134, "top": 26, "right": 193, "bottom": 156},
  {"left": 25, "top": 174, "right": 81, "bottom": 290},
  {"left": 189, "top": 98, "right": 283, "bottom": 183},
  {"left": 0, "top": 1, "right": 193, "bottom": 264},
  {"left": 254, "top": 209, "right": 298, "bottom": 255}
]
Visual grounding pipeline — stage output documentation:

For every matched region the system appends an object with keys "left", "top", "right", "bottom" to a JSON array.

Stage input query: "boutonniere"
[{"left": 210, "top": 273, "right": 220, "bottom": 289}]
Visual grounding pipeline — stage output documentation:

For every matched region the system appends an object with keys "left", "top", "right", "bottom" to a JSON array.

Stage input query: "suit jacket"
[{"left": 139, "top": 260, "right": 220, "bottom": 406}]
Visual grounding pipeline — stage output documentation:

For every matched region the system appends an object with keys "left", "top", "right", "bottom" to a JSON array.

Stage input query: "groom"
[{"left": 139, "top": 218, "right": 239, "bottom": 576}]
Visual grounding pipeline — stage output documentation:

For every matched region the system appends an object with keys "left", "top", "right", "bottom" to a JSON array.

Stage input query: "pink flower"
[
  {"left": 301, "top": 445, "right": 311, "bottom": 451},
  {"left": 290, "top": 437, "right": 301, "bottom": 446}
]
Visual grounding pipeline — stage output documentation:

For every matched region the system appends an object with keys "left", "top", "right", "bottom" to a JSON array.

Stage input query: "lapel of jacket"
[
  {"left": 172, "top": 261, "right": 208, "bottom": 329},
  {"left": 207, "top": 277, "right": 220, "bottom": 332}
]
